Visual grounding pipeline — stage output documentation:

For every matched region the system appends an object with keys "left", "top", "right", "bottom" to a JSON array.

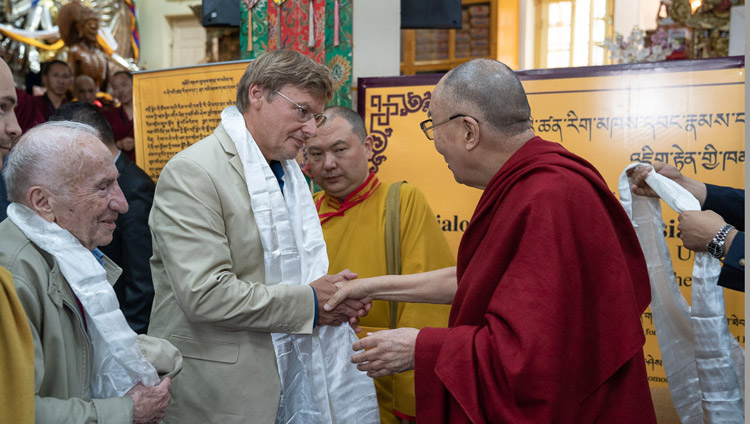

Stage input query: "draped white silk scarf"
[
  {"left": 221, "top": 106, "right": 379, "bottom": 424},
  {"left": 7, "top": 203, "right": 159, "bottom": 398},
  {"left": 618, "top": 164, "right": 744, "bottom": 423}
]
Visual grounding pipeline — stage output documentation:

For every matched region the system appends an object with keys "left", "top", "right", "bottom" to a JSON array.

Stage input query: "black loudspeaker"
[
  {"left": 202, "top": 0, "right": 241, "bottom": 27},
  {"left": 401, "top": 0, "right": 462, "bottom": 29}
]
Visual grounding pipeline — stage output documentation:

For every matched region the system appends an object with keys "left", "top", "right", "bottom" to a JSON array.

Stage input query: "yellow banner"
[
  {"left": 133, "top": 60, "right": 250, "bottom": 180},
  {"left": 359, "top": 58, "right": 745, "bottom": 387}
]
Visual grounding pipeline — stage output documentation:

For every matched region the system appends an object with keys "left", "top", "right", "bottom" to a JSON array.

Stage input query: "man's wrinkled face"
[
  {"left": 252, "top": 84, "right": 325, "bottom": 162},
  {"left": 43, "top": 63, "right": 72, "bottom": 97},
  {"left": 50, "top": 136, "right": 128, "bottom": 249},
  {"left": 429, "top": 84, "right": 464, "bottom": 183},
  {"left": 0, "top": 62, "right": 21, "bottom": 169},
  {"left": 306, "top": 116, "right": 372, "bottom": 200}
]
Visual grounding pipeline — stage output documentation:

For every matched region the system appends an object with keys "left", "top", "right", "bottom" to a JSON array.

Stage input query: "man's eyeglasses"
[
  {"left": 275, "top": 91, "right": 327, "bottom": 127},
  {"left": 419, "top": 114, "right": 471, "bottom": 140}
]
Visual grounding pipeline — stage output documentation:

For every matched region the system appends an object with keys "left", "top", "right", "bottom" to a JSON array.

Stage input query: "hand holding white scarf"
[{"left": 618, "top": 163, "right": 744, "bottom": 423}]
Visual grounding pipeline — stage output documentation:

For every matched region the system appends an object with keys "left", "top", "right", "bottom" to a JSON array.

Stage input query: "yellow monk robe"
[
  {"left": 0, "top": 266, "right": 34, "bottom": 424},
  {"left": 314, "top": 174, "right": 455, "bottom": 423}
]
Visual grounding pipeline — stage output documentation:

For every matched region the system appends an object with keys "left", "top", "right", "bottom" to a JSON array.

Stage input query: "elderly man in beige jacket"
[{"left": 0, "top": 121, "right": 180, "bottom": 424}]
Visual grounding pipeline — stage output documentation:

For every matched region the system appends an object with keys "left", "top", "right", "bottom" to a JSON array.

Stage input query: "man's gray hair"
[
  {"left": 236, "top": 49, "right": 333, "bottom": 114},
  {"left": 4, "top": 121, "right": 100, "bottom": 203},
  {"left": 441, "top": 59, "right": 532, "bottom": 136},
  {"left": 323, "top": 106, "right": 367, "bottom": 142}
]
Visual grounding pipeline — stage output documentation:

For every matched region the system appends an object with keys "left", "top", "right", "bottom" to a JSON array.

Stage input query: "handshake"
[
  {"left": 310, "top": 267, "right": 457, "bottom": 377},
  {"left": 310, "top": 269, "right": 373, "bottom": 332}
]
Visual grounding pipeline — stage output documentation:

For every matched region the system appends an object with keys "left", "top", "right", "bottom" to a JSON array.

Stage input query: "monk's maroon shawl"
[{"left": 415, "top": 137, "right": 655, "bottom": 423}]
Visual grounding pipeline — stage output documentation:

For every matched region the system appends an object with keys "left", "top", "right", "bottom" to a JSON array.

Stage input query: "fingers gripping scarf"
[
  {"left": 221, "top": 106, "right": 379, "bottom": 424},
  {"left": 7, "top": 203, "right": 159, "bottom": 398},
  {"left": 618, "top": 164, "right": 744, "bottom": 423}
]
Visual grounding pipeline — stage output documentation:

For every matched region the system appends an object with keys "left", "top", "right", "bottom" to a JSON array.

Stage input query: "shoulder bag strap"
[{"left": 385, "top": 181, "right": 404, "bottom": 329}]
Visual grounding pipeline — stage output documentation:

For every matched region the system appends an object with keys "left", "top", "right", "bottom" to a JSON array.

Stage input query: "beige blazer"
[{"left": 148, "top": 124, "right": 316, "bottom": 424}]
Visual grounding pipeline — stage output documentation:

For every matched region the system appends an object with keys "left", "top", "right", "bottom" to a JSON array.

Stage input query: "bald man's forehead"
[
  {"left": 429, "top": 82, "right": 447, "bottom": 115},
  {"left": 0, "top": 60, "right": 17, "bottom": 106},
  {"left": 0, "top": 59, "right": 12, "bottom": 76}
]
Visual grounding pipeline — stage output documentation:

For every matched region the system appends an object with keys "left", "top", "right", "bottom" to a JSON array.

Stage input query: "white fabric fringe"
[{"left": 618, "top": 163, "right": 744, "bottom": 424}]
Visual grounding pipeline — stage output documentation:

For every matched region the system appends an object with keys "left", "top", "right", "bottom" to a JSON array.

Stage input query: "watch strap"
[{"left": 708, "top": 223, "right": 735, "bottom": 258}]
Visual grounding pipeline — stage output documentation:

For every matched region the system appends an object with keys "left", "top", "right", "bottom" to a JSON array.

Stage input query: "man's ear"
[
  {"left": 26, "top": 186, "right": 56, "bottom": 223},
  {"left": 463, "top": 116, "right": 481, "bottom": 151},
  {"left": 363, "top": 135, "right": 375, "bottom": 159},
  {"left": 247, "top": 83, "right": 265, "bottom": 110}
]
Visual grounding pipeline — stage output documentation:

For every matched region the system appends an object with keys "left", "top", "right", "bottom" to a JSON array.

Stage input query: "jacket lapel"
[{"left": 215, "top": 124, "right": 246, "bottom": 184}]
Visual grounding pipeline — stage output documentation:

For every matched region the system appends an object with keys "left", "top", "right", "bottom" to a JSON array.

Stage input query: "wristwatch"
[{"left": 707, "top": 224, "right": 735, "bottom": 259}]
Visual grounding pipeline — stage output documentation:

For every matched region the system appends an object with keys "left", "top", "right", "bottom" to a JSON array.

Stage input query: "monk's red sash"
[{"left": 316, "top": 172, "right": 381, "bottom": 225}]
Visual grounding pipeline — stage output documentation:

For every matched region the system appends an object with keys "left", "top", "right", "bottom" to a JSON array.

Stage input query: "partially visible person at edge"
[
  {"left": 51, "top": 101, "right": 157, "bottom": 333},
  {"left": 0, "top": 57, "right": 33, "bottom": 424},
  {"left": 104, "top": 71, "right": 136, "bottom": 162},
  {"left": 324, "top": 58, "right": 657, "bottom": 423},
  {"left": 630, "top": 161, "right": 745, "bottom": 292},
  {"left": 307, "top": 106, "right": 455, "bottom": 424}
]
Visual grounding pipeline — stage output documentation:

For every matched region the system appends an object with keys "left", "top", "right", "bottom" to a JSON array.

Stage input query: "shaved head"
[
  {"left": 323, "top": 106, "right": 367, "bottom": 142},
  {"left": 438, "top": 59, "right": 532, "bottom": 136},
  {"left": 74, "top": 74, "right": 97, "bottom": 104}
]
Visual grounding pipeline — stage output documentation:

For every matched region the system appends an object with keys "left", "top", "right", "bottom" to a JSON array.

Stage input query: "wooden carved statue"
[{"left": 59, "top": 1, "right": 109, "bottom": 90}]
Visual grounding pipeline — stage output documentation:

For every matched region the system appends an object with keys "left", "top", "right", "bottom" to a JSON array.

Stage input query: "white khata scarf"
[
  {"left": 618, "top": 163, "right": 744, "bottom": 423},
  {"left": 220, "top": 106, "right": 379, "bottom": 424},
  {"left": 7, "top": 203, "right": 160, "bottom": 398}
]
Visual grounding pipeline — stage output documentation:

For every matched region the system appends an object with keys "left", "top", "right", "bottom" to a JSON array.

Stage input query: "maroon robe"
[
  {"left": 103, "top": 106, "right": 135, "bottom": 161},
  {"left": 13, "top": 89, "right": 45, "bottom": 133},
  {"left": 415, "top": 137, "right": 655, "bottom": 423},
  {"left": 16, "top": 92, "right": 64, "bottom": 132}
]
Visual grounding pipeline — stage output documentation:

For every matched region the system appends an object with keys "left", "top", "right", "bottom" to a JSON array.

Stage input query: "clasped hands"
[
  {"left": 311, "top": 269, "right": 371, "bottom": 331},
  {"left": 320, "top": 276, "right": 419, "bottom": 378}
]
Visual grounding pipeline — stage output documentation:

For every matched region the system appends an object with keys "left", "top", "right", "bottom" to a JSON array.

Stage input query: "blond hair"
[{"left": 236, "top": 49, "right": 333, "bottom": 113}]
